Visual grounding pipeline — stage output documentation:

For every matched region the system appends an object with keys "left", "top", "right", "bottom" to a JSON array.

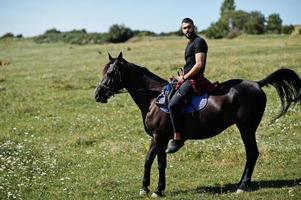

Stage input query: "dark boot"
[{"left": 166, "top": 139, "right": 184, "bottom": 154}]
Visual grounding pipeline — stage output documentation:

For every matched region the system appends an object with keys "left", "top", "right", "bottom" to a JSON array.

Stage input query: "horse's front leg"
[
  {"left": 151, "top": 141, "right": 168, "bottom": 198},
  {"left": 140, "top": 139, "right": 157, "bottom": 196}
]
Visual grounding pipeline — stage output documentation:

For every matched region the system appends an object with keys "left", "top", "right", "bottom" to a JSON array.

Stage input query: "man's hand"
[{"left": 175, "top": 75, "right": 184, "bottom": 81}]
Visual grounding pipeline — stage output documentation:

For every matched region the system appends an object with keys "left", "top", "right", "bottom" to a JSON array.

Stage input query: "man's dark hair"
[{"left": 182, "top": 18, "right": 194, "bottom": 24}]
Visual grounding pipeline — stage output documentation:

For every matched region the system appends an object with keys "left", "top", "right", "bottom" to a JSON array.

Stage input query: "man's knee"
[{"left": 168, "top": 95, "right": 181, "bottom": 111}]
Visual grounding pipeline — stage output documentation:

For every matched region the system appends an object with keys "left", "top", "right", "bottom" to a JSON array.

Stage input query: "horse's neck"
[
  {"left": 123, "top": 65, "right": 167, "bottom": 115},
  {"left": 128, "top": 90, "right": 156, "bottom": 116}
]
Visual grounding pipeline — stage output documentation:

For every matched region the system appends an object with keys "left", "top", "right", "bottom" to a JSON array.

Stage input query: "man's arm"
[{"left": 181, "top": 52, "right": 205, "bottom": 80}]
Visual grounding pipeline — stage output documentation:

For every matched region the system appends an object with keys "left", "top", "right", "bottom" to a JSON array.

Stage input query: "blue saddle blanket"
[{"left": 156, "top": 83, "right": 208, "bottom": 114}]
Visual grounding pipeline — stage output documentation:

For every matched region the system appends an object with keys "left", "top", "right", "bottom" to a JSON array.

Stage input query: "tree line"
[
  {"left": 1, "top": 0, "right": 299, "bottom": 44},
  {"left": 0, "top": 25, "right": 158, "bottom": 45}
]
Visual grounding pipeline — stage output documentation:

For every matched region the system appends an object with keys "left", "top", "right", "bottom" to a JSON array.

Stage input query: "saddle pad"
[{"left": 158, "top": 93, "right": 208, "bottom": 114}]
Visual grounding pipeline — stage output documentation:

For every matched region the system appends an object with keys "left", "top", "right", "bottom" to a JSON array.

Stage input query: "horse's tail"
[{"left": 257, "top": 68, "right": 301, "bottom": 119}]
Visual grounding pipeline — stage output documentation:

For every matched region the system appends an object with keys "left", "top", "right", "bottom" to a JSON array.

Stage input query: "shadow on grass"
[{"left": 173, "top": 178, "right": 301, "bottom": 195}]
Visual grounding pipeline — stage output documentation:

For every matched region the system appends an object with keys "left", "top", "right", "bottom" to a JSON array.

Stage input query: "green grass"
[{"left": 0, "top": 35, "right": 301, "bottom": 200}]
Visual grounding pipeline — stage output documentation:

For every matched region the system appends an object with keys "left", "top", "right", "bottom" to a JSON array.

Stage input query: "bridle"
[
  {"left": 99, "top": 62, "right": 123, "bottom": 99},
  {"left": 98, "top": 60, "right": 164, "bottom": 99}
]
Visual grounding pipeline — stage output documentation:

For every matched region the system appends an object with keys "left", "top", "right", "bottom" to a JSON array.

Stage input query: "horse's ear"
[
  {"left": 108, "top": 53, "right": 113, "bottom": 61},
  {"left": 117, "top": 52, "right": 123, "bottom": 60}
]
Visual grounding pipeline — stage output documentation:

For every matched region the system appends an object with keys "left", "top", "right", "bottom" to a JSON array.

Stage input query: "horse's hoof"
[
  {"left": 139, "top": 188, "right": 149, "bottom": 196},
  {"left": 236, "top": 189, "right": 245, "bottom": 194},
  {"left": 151, "top": 192, "right": 163, "bottom": 198}
]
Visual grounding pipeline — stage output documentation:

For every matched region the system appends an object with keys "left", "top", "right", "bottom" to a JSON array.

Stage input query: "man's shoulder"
[
  {"left": 195, "top": 35, "right": 207, "bottom": 43},
  {"left": 193, "top": 35, "right": 208, "bottom": 48}
]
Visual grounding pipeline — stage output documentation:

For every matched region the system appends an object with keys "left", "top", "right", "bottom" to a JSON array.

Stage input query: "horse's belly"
[{"left": 182, "top": 115, "right": 234, "bottom": 140}]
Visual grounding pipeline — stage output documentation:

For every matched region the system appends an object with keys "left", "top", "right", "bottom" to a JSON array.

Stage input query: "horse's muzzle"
[
  {"left": 95, "top": 94, "right": 108, "bottom": 103},
  {"left": 95, "top": 87, "right": 108, "bottom": 103}
]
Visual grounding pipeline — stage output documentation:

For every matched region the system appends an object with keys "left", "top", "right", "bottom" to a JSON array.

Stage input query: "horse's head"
[{"left": 95, "top": 52, "right": 126, "bottom": 103}]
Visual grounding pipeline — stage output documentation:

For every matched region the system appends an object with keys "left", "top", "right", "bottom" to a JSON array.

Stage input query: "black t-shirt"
[{"left": 183, "top": 34, "right": 208, "bottom": 74}]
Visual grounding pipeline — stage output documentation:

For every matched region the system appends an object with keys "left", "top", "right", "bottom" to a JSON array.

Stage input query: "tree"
[
  {"left": 205, "top": 0, "right": 236, "bottom": 38},
  {"left": 228, "top": 10, "right": 250, "bottom": 30},
  {"left": 266, "top": 13, "right": 282, "bottom": 34},
  {"left": 205, "top": 0, "right": 287, "bottom": 38},
  {"left": 107, "top": 24, "right": 134, "bottom": 43},
  {"left": 205, "top": 19, "right": 229, "bottom": 39},
  {"left": 244, "top": 11, "right": 266, "bottom": 34},
  {"left": 220, "top": 0, "right": 236, "bottom": 17}
]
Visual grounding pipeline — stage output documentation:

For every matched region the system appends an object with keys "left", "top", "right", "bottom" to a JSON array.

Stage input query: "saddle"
[{"left": 155, "top": 80, "right": 208, "bottom": 114}]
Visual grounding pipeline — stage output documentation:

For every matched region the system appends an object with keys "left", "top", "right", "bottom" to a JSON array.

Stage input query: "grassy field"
[{"left": 0, "top": 35, "right": 300, "bottom": 200}]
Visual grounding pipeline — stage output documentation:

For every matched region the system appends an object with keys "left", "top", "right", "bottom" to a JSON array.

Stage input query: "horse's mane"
[{"left": 125, "top": 62, "right": 168, "bottom": 85}]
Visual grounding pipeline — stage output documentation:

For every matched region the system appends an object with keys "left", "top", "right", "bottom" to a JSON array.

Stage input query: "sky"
[{"left": 0, "top": 0, "right": 300, "bottom": 37}]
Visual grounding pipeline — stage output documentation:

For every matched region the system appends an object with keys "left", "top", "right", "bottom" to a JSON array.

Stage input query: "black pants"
[{"left": 168, "top": 80, "right": 195, "bottom": 133}]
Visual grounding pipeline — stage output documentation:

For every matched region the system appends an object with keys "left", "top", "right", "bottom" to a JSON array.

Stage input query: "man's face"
[{"left": 181, "top": 22, "right": 194, "bottom": 39}]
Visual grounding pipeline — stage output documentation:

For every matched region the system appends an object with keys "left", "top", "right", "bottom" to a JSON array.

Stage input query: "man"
[{"left": 166, "top": 18, "right": 208, "bottom": 154}]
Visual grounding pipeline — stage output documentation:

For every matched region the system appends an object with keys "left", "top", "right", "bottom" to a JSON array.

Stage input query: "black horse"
[{"left": 95, "top": 52, "right": 301, "bottom": 197}]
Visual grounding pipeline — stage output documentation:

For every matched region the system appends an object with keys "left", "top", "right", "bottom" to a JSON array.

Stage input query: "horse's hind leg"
[
  {"left": 236, "top": 98, "right": 265, "bottom": 192},
  {"left": 236, "top": 124, "right": 259, "bottom": 193}
]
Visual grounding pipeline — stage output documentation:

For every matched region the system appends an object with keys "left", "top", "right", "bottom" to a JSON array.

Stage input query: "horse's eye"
[
  {"left": 106, "top": 66, "right": 114, "bottom": 74},
  {"left": 107, "top": 69, "right": 115, "bottom": 77}
]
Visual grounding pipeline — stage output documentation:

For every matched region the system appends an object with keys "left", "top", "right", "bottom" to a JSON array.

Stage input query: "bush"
[
  {"left": 0, "top": 32, "right": 15, "bottom": 39},
  {"left": 69, "top": 29, "right": 87, "bottom": 34},
  {"left": 227, "top": 27, "right": 241, "bottom": 39},
  {"left": 87, "top": 32, "right": 109, "bottom": 44},
  {"left": 133, "top": 30, "right": 156, "bottom": 37},
  {"left": 45, "top": 28, "right": 61, "bottom": 34},
  {"left": 34, "top": 28, "right": 110, "bottom": 45},
  {"left": 16, "top": 34, "right": 23, "bottom": 38},
  {"left": 282, "top": 25, "right": 295, "bottom": 34},
  {"left": 159, "top": 28, "right": 184, "bottom": 37}
]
